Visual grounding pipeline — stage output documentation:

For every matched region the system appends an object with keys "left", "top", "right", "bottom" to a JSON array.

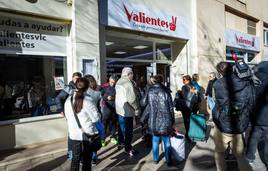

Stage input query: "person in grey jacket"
[
  {"left": 83, "top": 74, "right": 102, "bottom": 165},
  {"left": 115, "top": 67, "right": 140, "bottom": 157}
]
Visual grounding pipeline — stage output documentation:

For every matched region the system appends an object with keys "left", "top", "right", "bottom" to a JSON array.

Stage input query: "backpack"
[{"left": 213, "top": 60, "right": 257, "bottom": 134}]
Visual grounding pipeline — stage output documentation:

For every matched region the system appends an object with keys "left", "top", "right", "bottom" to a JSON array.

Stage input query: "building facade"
[{"left": 0, "top": 0, "right": 267, "bottom": 151}]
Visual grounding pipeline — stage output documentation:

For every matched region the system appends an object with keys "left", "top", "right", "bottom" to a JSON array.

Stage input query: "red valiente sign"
[
  {"left": 123, "top": 4, "right": 177, "bottom": 32},
  {"left": 235, "top": 34, "right": 255, "bottom": 47}
]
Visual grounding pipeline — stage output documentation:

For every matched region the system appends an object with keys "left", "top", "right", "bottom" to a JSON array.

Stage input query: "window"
[
  {"left": 226, "top": 49, "right": 245, "bottom": 62},
  {"left": 264, "top": 29, "right": 268, "bottom": 46},
  {"left": 0, "top": 55, "right": 67, "bottom": 121},
  {"left": 247, "top": 20, "right": 256, "bottom": 35},
  {"left": 156, "top": 43, "right": 171, "bottom": 61},
  {"left": 226, "top": 48, "right": 257, "bottom": 63}
]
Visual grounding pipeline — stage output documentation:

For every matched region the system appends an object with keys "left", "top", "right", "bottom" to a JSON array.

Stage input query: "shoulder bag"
[{"left": 70, "top": 96, "right": 102, "bottom": 151}]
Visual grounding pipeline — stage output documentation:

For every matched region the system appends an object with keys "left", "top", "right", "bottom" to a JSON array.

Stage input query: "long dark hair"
[
  {"left": 84, "top": 74, "right": 97, "bottom": 90},
  {"left": 74, "top": 78, "right": 89, "bottom": 113}
]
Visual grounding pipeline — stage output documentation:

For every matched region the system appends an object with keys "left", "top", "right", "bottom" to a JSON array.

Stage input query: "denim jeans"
[
  {"left": 246, "top": 125, "right": 268, "bottom": 167},
  {"left": 117, "top": 115, "right": 133, "bottom": 152},
  {"left": 92, "top": 152, "right": 97, "bottom": 160},
  {"left": 152, "top": 135, "right": 171, "bottom": 163},
  {"left": 207, "top": 96, "right": 215, "bottom": 110},
  {"left": 69, "top": 139, "right": 93, "bottom": 171}
]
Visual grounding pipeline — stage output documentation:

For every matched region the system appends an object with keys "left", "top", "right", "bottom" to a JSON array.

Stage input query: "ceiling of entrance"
[
  {"left": 106, "top": 35, "right": 171, "bottom": 61},
  {"left": 106, "top": 35, "right": 153, "bottom": 60}
]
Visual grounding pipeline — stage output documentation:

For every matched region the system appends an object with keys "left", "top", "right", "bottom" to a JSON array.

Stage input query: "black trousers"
[
  {"left": 69, "top": 139, "right": 93, "bottom": 171},
  {"left": 246, "top": 125, "right": 268, "bottom": 168},
  {"left": 181, "top": 108, "right": 191, "bottom": 138}
]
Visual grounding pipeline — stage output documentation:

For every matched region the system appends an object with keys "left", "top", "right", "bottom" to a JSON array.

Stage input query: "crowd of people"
[{"left": 59, "top": 60, "right": 268, "bottom": 171}]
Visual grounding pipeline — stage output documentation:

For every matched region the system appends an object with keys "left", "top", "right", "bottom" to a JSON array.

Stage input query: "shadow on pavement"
[
  {"left": 191, "top": 154, "right": 216, "bottom": 170},
  {"left": 0, "top": 148, "right": 26, "bottom": 162},
  {"left": 102, "top": 140, "right": 151, "bottom": 170},
  {"left": 28, "top": 155, "right": 67, "bottom": 171}
]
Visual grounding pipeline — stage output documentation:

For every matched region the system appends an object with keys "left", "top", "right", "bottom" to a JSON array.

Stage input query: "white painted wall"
[
  {"left": 0, "top": 116, "right": 67, "bottom": 151},
  {"left": 0, "top": 0, "right": 71, "bottom": 151},
  {"left": 72, "top": 0, "right": 100, "bottom": 82},
  {"left": 0, "top": 0, "right": 71, "bottom": 20}
]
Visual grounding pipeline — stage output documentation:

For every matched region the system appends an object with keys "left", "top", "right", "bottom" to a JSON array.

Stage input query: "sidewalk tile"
[
  {"left": 30, "top": 155, "right": 57, "bottom": 171},
  {"left": 6, "top": 160, "right": 32, "bottom": 171}
]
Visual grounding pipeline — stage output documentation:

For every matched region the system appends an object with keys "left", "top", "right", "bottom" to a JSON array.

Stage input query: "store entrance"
[
  {"left": 157, "top": 63, "right": 170, "bottom": 87},
  {"left": 105, "top": 31, "right": 172, "bottom": 86},
  {"left": 106, "top": 60, "right": 153, "bottom": 84}
]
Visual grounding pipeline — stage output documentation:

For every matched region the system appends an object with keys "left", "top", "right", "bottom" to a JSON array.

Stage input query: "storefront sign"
[
  {"left": 108, "top": 0, "right": 190, "bottom": 39},
  {"left": 226, "top": 29, "right": 260, "bottom": 52},
  {"left": 54, "top": 76, "right": 65, "bottom": 91},
  {"left": 0, "top": 13, "right": 67, "bottom": 56}
]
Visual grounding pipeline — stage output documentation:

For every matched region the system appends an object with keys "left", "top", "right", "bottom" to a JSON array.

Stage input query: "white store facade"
[{"left": 0, "top": 0, "right": 196, "bottom": 151}]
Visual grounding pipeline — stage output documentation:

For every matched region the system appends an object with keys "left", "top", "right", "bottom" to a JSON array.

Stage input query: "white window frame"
[{"left": 264, "top": 28, "right": 268, "bottom": 46}]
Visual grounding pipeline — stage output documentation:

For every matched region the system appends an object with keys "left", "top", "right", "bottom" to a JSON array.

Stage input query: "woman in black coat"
[{"left": 141, "top": 75, "right": 174, "bottom": 165}]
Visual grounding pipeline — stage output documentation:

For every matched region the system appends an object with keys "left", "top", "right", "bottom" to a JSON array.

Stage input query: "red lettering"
[
  {"left": 123, "top": 4, "right": 132, "bottom": 22},
  {"left": 123, "top": 4, "right": 177, "bottom": 31},
  {"left": 235, "top": 34, "right": 255, "bottom": 47},
  {"left": 151, "top": 18, "right": 157, "bottom": 26},
  {"left": 157, "top": 18, "right": 161, "bottom": 26},
  {"left": 146, "top": 17, "right": 151, "bottom": 24},
  {"left": 133, "top": 14, "right": 139, "bottom": 22},
  {"left": 161, "top": 20, "right": 166, "bottom": 27}
]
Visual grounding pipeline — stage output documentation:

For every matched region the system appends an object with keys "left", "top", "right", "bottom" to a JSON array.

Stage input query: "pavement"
[{"left": 0, "top": 113, "right": 266, "bottom": 171}]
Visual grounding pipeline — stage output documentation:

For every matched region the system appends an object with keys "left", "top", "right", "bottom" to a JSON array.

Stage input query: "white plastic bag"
[{"left": 170, "top": 133, "right": 185, "bottom": 161}]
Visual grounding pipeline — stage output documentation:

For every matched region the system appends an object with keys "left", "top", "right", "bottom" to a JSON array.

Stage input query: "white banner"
[
  {"left": 0, "top": 13, "right": 67, "bottom": 56},
  {"left": 226, "top": 29, "right": 260, "bottom": 52},
  {"left": 108, "top": 0, "right": 190, "bottom": 39}
]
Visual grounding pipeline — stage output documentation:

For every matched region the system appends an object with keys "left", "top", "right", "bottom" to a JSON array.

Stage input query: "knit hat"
[{"left": 121, "top": 67, "right": 133, "bottom": 77}]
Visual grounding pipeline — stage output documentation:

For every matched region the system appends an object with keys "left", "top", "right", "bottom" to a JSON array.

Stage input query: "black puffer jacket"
[
  {"left": 212, "top": 73, "right": 254, "bottom": 134},
  {"left": 253, "top": 61, "right": 268, "bottom": 126},
  {"left": 142, "top": 83, "right": 174, "bottom": 135}
]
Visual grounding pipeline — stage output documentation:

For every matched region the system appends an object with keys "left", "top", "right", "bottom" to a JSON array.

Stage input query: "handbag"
[
  {"left": 70, "top": 96, "right": 102, "bottom": 151},
  {"left": 162, "top": 132, "right": 185, "bottom": 161},
  {"left": 170, "top": 133, "right": 185, "bottom": 161}
]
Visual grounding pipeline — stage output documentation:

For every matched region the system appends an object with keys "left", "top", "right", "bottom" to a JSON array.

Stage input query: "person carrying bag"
[
  {"left": 70, "top": 95, "right": 102, "bottom": 152},
  {"left": 64, "top": 78, "right": 105, "bottom": 171}
]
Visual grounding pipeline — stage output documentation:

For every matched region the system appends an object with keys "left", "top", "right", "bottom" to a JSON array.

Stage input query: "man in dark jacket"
[
  {"left": 205, "top": 72, "right": 217, "bottom": 119},
  {"left": 246, "top": 61, "right": 268, "bottom": 169},
  {"left": 141, "top": 75, "right": 174, "bottom": 165},
  {"left": 205, "top": 72, "right": 217, "bottom": 97},
  {"left": 212, "top": 62, "right": 252, "bottom": 171},
  {"left": 55, "top": 72, "right": 82, "bottom": 114},
  {"left": 55, "top": 72, "right": 81, "bottom": 160},
  {"left": 101, "top": 75, "right": 118, "bottom": 144}
]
